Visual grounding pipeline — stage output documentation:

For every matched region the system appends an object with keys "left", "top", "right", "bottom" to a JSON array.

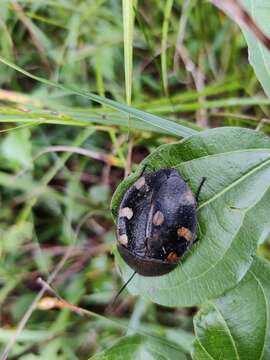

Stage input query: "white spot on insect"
[
  {"left": 152, "top": 211, "right": 164, "bottom": 226},
  {"left": 182, "top": 190, "right": 196, "bottom": 205},
  {"left": 134, "top": 176, "right": 145, "bottom": 190},
  {"left": 119, "top": 234, "right": 128, "bottom": 246},
  {"left": 119, "top": 207, "right": 133, "bottom": 220}
]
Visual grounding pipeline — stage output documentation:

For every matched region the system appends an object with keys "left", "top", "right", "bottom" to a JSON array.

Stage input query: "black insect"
[{"left": 116, "top": 168, "right": 205, "bottom": 278}]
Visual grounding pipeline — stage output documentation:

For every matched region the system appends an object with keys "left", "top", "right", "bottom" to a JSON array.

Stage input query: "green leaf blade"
[
  {"left": 240, "top": 0, "right": 270, "bottom": 99},
  {"left": 0, "top": 55, "right": 196, "bottom": 138},
  {"left": 193, "top": 257, "right": 270, "bottom": 360},
  {"left": 89, "top": 334, "right": 186, "bottom": 360},
  {"left": 111, "top": 128, "right": 270, "bottom": 307}
]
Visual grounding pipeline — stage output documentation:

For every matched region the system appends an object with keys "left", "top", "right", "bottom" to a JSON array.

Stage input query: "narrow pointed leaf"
[{"left": 0, "top": 56, "right": 196, "bottom": 138}]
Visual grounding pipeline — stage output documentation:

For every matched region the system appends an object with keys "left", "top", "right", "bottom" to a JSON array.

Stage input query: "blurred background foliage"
[{"left": 0, "top": 0, "right": 270, "bottom": 358}]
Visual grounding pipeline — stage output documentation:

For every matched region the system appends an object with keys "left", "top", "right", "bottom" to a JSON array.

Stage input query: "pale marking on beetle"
[
  {"left": 167, "top": 251, "right": 179, "bottom": 263},
  {"left": 146, "top": 203, "right": 154, "bottom": 238},
  {"left": 119, "top": 207, "right": 133, "bottom": 220},
  {"left": 134, "top": 176, "right": 145, "bottom": 190},
  {"left": 182, "top": 190, "right": 196, "bottom": 205},
  {"left": 162, "top": 246, "right": 166, "bottom": 254},
  {"left": 119, "top": 234, "right": 128, "bottom": 246},
  {"left": 152, "top": 211, "right": 164, "bottom": 226},
  {"left": 177, "top": 227, "right": 193, "bottom": 241}
]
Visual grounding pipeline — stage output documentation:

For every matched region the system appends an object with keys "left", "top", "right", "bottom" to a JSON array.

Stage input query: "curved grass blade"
[{"left": 0, "top": 56, "right": 197, "bottom": 138}]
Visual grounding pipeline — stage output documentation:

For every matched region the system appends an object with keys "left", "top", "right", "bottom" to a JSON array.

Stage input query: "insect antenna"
[
  {"left": 112, "top": 271, "right": 137, "bottom": 305},
  {"left": 196, "top": 177, "right": 206, "bottom": 202}
]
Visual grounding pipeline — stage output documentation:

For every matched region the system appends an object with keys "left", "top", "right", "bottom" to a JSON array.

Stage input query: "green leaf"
[
  {"left": 240, "top": 0, "right": 270, "bottom": 99},
  {"left": 0, "top": 328, "right": 56, "bottom": 343},
  {"left": 89, "top": 184, "right": 110, "bottom": 205},
  {"left": 90, "top": 334, "right": 186, "bottom": 360},
  {"left": 192, "top": 256, "right": 270, "bottom": 360},
  {"left": 1, "top": 222, "right": 33, "bottom": 254},
  {"left": 111, "top": 127, "right": 270, "bottom": 307},
  {"left": 1, "top": 128, "right": 32, "bottom": 169}
]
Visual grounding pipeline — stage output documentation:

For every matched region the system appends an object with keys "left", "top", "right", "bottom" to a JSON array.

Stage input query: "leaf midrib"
[
  {"left": 151, "top": 179, "right": 270, "bottom": 294},
  {"left": 198, "top": 153, "right": 270, "bottom": 210},
  {"left": 250, "top": 269, "right": 269, "bottom": 360},
  {"left": 211, "top": 302, "right": 240, "bottom": 360},
  {"left": 143, "top": 152, "right": 270, "bottom": 294},
  {"left": 193, "top": 339, "right": 216, "bottom": 360},
  {"left": 165, "top": 147, "right": 270, "bottom": 211}
]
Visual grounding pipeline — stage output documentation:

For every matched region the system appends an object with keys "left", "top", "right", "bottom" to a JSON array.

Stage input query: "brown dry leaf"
[{"left": 211, "top": 0, "right": 270, "bottom": 50}]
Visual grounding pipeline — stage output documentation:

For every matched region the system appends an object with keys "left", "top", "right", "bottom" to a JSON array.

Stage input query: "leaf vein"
[
  {"left": 250, "top": 269, "right": 269, "bottom": 360},
  {"left": 198, "top": 155, "right": 270, "bottom": 210}
]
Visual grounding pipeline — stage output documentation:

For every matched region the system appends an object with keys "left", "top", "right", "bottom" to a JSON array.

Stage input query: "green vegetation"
[{"left": 0, "top": 1, "right": 270, "bottom": 359}]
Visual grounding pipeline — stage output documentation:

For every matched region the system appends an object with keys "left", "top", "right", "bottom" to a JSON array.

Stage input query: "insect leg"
[{"left": 111, "top": 271, "right": 137, "bottom": 305}]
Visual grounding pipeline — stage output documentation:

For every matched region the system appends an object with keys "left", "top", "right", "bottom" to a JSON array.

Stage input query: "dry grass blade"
[
  {"left": 38, "top": 146, "right": 123, "bottom": 167},
  {"left": 210, "top": 0, "right": 270, "bottom": 51}
]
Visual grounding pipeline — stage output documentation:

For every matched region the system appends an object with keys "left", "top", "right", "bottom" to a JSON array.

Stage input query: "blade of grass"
[
  {"left": 138, "top": 80, "right": 241, "bottom": 107},
  {"left": 0, "top": 107, "right": 195, "bottom": 134},
  {"left": 146, "top": 96, "right": 270, "bottom": 113},
  {"left": 17, "top": 127, "right": 96, "bottom": 223},
  {"left": 0, "top": 56, "right": 197, "bottom": 138},
  {"left": 11, "top": 1, "right": 50, "bottom": 70},
  {"left": 122, "top": 0, "right": 136, "bottom": 106},
  {"left": 161, "top": 0, "right": 174, "bottom": 96},
  {"left": 95, "top": 51, "right": 105, "bottom": 98},
  {"left": 0, "top": 329, "right": 56, "bottom": 343},
  {"left": 122, "top": 0, "right": 136, "bottom": 176}
]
